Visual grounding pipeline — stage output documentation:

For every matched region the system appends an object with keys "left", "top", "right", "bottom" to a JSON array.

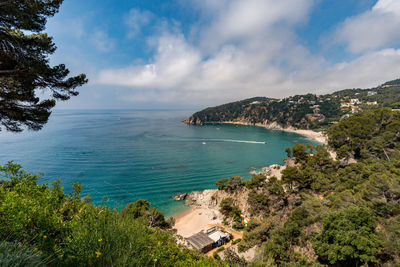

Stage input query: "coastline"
[
  {"left": 173, "top": 120, "right": 331, "bottom": 238},
  {"left": 173, "top": 204, "right": 222, "bottom": 238},
  {"left": 207, "top": 121, "right": 328, "bottom": 145}
]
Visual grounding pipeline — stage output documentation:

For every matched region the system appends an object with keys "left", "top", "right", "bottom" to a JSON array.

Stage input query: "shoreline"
[
  {"left": 173, "top": 204, "right": 222, "bottom": 238},
  {"left": 173, "top": 121, "right": 331, "bottom": 237},
  {"left": 201, "top": 121, "right": 328, "bottom": 145}
]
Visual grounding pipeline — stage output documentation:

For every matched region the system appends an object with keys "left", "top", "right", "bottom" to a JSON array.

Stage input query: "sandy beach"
[
  {"left": 173, "top": 207, "right": 222, "bottom": 238},
  {"left": 172, "top": 121, "right": 330, "bottom": 241}
]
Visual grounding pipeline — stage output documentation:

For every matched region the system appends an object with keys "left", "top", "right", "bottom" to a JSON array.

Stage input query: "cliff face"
[
  {"left": 182, "top": 116, "right": 204, "bottom": 125},
  {"left": 186, "top": 187, "right": 251, "bottom": 217}
]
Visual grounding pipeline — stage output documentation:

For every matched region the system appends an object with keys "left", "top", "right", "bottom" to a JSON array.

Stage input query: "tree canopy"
[{"left": 0, "top": 0, "right": 87, "bottom": 132}]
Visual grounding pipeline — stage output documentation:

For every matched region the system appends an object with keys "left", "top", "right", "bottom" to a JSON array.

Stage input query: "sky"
[{"left": 45, "top": 0, "right": 400, "bottom": 110}]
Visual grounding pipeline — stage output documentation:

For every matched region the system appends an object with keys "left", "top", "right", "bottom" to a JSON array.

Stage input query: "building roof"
[
  {"left": 187, "top": 232, "right": 214, "bottom": 250},
  {"left": 207, "top": 230, "right": 229, "bottom": 242}
]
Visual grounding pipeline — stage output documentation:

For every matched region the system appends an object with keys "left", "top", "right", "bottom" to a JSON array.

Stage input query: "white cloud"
[
  {"left": 331, "top": 0, "right": 400, "bottom": 53},
  {"left": 293, "top": 48, "right": 400, "bottom": 93},
  {"left": 125, "top": 9, "right": 153, "bottom": 38},
  {"left": 91, "top": 30, "right": 115, "bottom": 52},
  {"left": 98, "top": 33, "right": 201, "bottom": 88},
  {"left": 95, "top": 0, "right": 400, "bottom": 106}
]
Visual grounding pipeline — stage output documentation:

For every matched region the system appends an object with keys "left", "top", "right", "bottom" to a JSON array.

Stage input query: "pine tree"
[{"left": 0, "top": 0, "right": 87, "bottom": 132}]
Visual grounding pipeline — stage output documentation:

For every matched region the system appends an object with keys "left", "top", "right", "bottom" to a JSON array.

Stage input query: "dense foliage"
[
  {"left": 210, "top": 109, "right": 400, "bottom": 266},
  {"left": 0, "top": 162, "right": 224, "bottom": 266},
  {"left": 0, "top": 0, "right": 87, "bottom": 132},
  {"left": 328, "top": 108, "right": 400, "bottom": 160}
]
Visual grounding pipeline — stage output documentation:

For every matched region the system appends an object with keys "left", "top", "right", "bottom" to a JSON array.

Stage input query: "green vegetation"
[
  {"left": 313, "top": 205, "right": 382, "bottom": 265},
  {"left": 121, "top": 199, "right": 174, "bottom": 229},
  {"left": 247, "top": 191, "right": 269, "bottom": 216},
  {"left": 244, "top": 175, "right": 266, "bottom": 190},
  {"left": 0, "top": 241, "right": 44, "bottom": 266},
  {"left": 220, "top": 198, "right": 241, "bottom": 219},
  {"left": 0, "top": 162, "right": 224, "bottom": 266},
  {"left": 232, "top": 238, "right": 242, "bottom": 245},
  {"left": 328, "top": 108, "right": 400, "bottom": 160},
  {"left": 0, "top": 0, "right": 87, "bottom": 132},
  {"left": 216, "top": 175, "right": 244, "bottom": 192},
  {"left": 210, "top": 108, "right": 400, "bottom": 266},
  {"left": 216, "top": 247, "right": 225, "bottom": 253}
]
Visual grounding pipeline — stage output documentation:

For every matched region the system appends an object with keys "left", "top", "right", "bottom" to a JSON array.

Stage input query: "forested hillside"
[
  {"left": 211, "top": 108, "right": 400, "bottom": 266},
  {"left": 184, "top": 79, "right": 400, "bottom": 130}
]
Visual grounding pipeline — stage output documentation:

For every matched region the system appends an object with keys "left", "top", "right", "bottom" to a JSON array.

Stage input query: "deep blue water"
[{"left": 0, "top": 110, "right": 317, "bottom": 216}]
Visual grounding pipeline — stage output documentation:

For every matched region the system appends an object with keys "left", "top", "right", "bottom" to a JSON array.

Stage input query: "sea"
[{"left": 0, "top": 110, "right": 318, "bottom": 216}]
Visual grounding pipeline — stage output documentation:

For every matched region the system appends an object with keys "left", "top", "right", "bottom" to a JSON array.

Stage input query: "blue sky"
[{"left": 45, "top": 0, "right": 400, "bottom": 109}]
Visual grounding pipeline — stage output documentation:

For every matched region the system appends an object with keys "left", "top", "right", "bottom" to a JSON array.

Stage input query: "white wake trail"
[{"left": 205, "top": 139, "right": 266, "bottom": 144}]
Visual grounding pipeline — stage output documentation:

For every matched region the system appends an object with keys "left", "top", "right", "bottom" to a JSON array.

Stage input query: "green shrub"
[
  {"left": 122, "top": 199, "right": 172, "bottom": 229},
  {"left": 0, "top": 162, "right": 226, "bottom": 266},
  {"left": 217, "top": 247, "right": 225, "bottom": 253},
  {"left": 233, "top": 221, "right": 245, "bottom": 230},
  {"left": 232, "top": 238, "right": 242, "bottom": 245},
  {"left": 0, "top": 241, "right": 44, "bottom": 267},
  {"left": 215, "top": 175, "right": 243, "bottom": 192},
  {"left": 247, "top": 191, "right": 269, "bottom": 216},
  {"left": 219, "top": 198, "right": 241, "bottom": 219},
  {"left": 245, "top": 175, "right": 266, "bottom": 190},
  {"left": 313, "top": 205, "right": 382, "bottom": 265}
]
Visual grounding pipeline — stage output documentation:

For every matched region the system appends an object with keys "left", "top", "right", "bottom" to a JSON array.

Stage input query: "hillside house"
[
  {"left": 186, "top": 232, "right": 214, "bottom": 253},
  {"left": 186, "top": 227, "right": 230, "bottom": 253},
  {"left": 340, "top": 102, "right": 352, "bottom": 108}
]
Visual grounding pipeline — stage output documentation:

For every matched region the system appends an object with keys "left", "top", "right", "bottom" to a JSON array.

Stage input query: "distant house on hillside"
[
  {"left": 368, "top": 91, "right": 377, "bottom": 96},
  {"left": 340, "top": 102, "right": 351, "bottom": 108},
  {"left": 366, "top": 101, "right": 378, "bottom": 105}
]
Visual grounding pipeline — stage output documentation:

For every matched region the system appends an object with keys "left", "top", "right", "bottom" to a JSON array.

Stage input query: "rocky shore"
[{"left": 172, "top": 159, "right": 291, "bottom": 237}]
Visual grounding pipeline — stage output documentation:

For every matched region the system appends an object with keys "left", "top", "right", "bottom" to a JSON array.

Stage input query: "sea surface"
[{"left": 0, "top": 110, "right": 318, "bottom": 216}]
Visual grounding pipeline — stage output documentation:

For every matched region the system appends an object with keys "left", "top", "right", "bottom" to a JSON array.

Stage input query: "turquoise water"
[{"left": 0, "top": 110, "right": 317, "bottom": 216}]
